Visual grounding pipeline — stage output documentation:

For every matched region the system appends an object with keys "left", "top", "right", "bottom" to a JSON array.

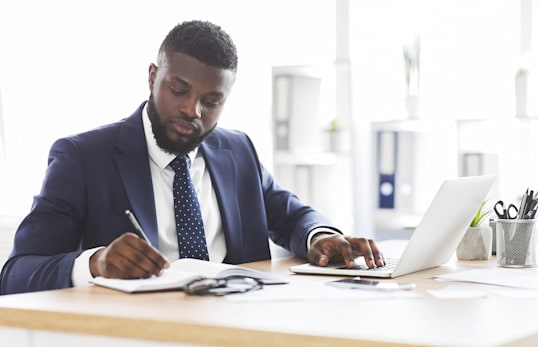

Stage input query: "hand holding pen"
[{"left": 88, "top": 210, "right": 169, "bottom": 279}]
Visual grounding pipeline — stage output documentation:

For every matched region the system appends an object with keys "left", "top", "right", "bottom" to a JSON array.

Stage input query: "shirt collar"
[{"left": 142, "top": 103, "right": 198, "bottom": 169}]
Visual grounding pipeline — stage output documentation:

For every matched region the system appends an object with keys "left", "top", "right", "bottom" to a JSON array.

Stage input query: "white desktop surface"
[{"left": 0, "top": 241, "right": 537, "bottom": 347}]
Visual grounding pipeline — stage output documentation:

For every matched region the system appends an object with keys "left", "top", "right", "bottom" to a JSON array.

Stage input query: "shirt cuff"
[
  {"left": 71, "top": 247, "right": 104, "bottom": 287},
  {"left": 307, "top": 227, "right": 342, "bottom": 250}
]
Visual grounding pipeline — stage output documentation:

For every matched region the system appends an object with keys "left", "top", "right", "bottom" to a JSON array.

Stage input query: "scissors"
[{"left": 494, "top": 200, "right": 518, "bottom": 219}]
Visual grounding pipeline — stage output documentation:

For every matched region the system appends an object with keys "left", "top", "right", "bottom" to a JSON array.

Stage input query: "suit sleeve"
[
  {"left": 233, "top": 132, "right": 338, "bottom": 258},
  {"left": 0, "top": 138, "right": 87, "bottom": 294},
  {"left": 260, "top": 163, "right": 338, "bottom": 259}
]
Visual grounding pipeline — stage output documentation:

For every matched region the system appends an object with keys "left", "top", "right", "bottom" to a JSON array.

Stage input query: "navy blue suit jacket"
[{"left": 0, "top": 102, "right": 334, "bottom": 294}]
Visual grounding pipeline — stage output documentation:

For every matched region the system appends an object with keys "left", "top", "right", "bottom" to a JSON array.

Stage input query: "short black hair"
[{"left": 158, "top": 20, "right": 238, "bottom": 73}]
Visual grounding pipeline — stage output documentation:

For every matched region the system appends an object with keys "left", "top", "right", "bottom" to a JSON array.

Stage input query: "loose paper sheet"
[{"left": 436, "top": 267, "right": 538, "bottom": 290}]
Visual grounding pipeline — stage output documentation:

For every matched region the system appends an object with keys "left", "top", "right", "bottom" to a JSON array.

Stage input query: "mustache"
[{"left": 169, "top": 114, "right": 201, "bottom": 132}]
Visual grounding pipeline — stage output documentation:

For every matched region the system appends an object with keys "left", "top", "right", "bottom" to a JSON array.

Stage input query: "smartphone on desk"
[{"left": 327, "top": 277, "right": 416, "bottom": 291}]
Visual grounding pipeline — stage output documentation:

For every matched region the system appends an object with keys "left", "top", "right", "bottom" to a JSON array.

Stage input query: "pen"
[{"left": 124, "top": 209, "right": 152, "bottom": 245}]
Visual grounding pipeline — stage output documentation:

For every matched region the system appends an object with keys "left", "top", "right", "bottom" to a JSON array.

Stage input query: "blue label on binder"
[{"left": 379, "top": 174, "right": 395, "bottom": 209}]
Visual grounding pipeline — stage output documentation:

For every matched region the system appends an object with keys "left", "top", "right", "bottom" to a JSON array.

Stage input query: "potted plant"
[
  {"left": 457, "top": 201, "right": 493, "bottom": 260},
  {"left": 325, "top": 118, "right": 346, "bottom": 153}
]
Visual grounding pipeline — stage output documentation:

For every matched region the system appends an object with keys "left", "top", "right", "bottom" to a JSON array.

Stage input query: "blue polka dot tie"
[{"left": 169, "top": 155, "right": 209, "bottom": 260}]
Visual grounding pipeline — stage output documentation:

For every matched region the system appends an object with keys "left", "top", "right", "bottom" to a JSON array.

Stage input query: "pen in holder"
[{"left": 495, "top": 219, "right": 537, "bottom": 268}]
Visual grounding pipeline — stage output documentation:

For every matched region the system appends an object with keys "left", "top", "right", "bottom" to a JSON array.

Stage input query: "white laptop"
[{"left": 289, "top": 175, "right": 496, "bottom": 278}]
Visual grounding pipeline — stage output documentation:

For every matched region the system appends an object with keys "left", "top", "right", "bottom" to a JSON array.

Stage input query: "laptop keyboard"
[{"left": 337, "top": 257, "right": 399, "bottom": 271}]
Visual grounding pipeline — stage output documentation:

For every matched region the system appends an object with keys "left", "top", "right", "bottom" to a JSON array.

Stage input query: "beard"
[{"left": 147, "top": 94, "right": 216, "bottom": 156}]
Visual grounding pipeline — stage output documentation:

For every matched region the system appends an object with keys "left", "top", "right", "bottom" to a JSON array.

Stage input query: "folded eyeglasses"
[{"left": 184, "top": 275, "right": 263, "bottom": 296}]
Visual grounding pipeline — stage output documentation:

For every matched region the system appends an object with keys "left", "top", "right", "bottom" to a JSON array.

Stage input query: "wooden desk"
[{"left": 1, "top": 253, "right": 538, "bottom": 347}]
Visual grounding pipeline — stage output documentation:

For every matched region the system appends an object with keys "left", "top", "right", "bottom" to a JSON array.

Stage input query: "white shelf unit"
[
  {"left": 271, "top": 65, "right": 353, "bottom": 231},
  {"left": 371, "top": 119, "right": 459, "bottom": 230},
  {"left": 371, "top": 117, "right": 538, "bottom": 231}
]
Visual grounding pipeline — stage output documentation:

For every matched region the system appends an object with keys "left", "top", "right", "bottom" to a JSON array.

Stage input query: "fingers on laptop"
[
  {"left": 345, "top": 237, "right": 386, "bottom": 268},
  {"left": 307, "top": 234, "right": 353, "bottom": 267},
  {"left": 307, "top": 234, "right": 385, "bottom": 269}
]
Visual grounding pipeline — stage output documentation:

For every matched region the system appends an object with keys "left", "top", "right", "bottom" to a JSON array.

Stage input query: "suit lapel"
[
  {"left": 200, "top": 133, "right": 244, "bottom": 261},
  {"left": 114, "top": 105, "right": 159, "bottom": 247}
]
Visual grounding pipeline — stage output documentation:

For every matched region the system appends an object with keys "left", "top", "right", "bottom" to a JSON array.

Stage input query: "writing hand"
[
  {"left": 307, "top": 233, "right": 385, "bottom": 269},
  {"left": 89, "top": 233, "right": 170, "bottom": 279}
]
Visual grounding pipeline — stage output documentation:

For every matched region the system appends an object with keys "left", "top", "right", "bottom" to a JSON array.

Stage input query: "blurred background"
[{"left": 0, "top": 0, "right": 537, "bottom": 263}]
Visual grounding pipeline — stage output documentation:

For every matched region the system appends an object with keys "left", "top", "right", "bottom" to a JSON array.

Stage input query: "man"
[{"left": 0, "top": 20, "right": 384, "bottom": 295}]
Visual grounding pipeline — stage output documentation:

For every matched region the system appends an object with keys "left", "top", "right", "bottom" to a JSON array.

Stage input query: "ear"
[{"left": 148, "top": 63, "right": 158, "bottom": 90}]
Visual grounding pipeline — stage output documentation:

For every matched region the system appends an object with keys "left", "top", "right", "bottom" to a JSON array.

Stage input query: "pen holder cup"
[{"left": 496, "top": 219, "right": 537, "bottom": 268}]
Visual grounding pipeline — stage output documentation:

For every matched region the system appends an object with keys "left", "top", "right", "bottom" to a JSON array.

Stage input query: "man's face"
[{"left": 147, "top": 52, "right": 235, "bottom": 155}]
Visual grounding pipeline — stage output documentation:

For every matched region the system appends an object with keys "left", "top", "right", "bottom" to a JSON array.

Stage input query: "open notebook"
[
  {"left": 290, "top": 175, "right": 496, "bottom": 278},
  {"left": 91, "top": 258, "right": 288, "bottom": 293}
]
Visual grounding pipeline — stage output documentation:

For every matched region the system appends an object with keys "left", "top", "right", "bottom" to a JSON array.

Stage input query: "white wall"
[
  {"left": 349, "top": 0, "right": 519, "bottom": 122},
  {"left": 0, "top": 0, "right": 531, "bottom": 249},
  {"left": 0, "top": 0, "right": 338, "bottom": 265},
  {"left": 0, "top": 0, "right": 336, "bottom": 219}
]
